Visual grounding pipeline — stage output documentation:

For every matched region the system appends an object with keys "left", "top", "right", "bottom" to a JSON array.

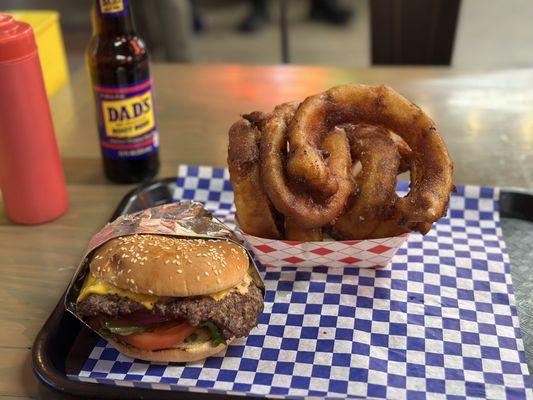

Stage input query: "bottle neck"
[{"left": 92, "top": 0, "right": 135, "bottom": 36}]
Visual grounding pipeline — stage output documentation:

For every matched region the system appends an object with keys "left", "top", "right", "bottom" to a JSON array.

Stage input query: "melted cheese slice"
[
  {"left": 210, "top": 274, "right": 251, "bottom": 301},
  {"left": 77, "top": 273, "right": 159, "bottom": 309},
  {"left": 77, "top": 273, "right": 252, "bottom": 308}
]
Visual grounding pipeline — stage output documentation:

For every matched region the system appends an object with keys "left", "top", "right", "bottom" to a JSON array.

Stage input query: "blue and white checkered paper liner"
[{"left": 70, "top": 165, "right": 532, "bottom": 399}]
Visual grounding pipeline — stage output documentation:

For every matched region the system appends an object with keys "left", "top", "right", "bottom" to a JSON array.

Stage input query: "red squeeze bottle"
[{"left": 0, "top": 14, "right": 68, "bottom": 224}]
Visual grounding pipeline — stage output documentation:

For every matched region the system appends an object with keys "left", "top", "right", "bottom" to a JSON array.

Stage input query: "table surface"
[{"left": 1, "top": 64, "right": 533, "bottom": 399}]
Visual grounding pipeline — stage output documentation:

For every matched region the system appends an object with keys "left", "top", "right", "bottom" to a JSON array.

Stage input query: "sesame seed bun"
[
  {"left": 89, "top": 234, "right": 249, "bottom": 297},
  {"left": 107, "top": 337, "right": 232, "bottom": 363}
]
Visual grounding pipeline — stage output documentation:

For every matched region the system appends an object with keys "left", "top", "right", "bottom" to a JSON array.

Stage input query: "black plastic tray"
[{"left": 32, "top": 178, "right": 533, "bottom": 400}]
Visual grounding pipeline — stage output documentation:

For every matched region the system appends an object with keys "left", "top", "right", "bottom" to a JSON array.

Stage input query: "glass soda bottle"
[{"left": 87, "top": 0, "right": 160, "bottom": 183}]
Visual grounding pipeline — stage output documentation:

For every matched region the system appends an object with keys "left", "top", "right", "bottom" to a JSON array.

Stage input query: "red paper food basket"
[{"left": 238, "top": 231, "right": 410, "bottom": 268}]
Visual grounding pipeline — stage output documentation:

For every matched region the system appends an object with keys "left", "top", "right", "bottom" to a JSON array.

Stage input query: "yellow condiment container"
[{"left": 6, "top": 10, "right": 69, "bottom": 97}]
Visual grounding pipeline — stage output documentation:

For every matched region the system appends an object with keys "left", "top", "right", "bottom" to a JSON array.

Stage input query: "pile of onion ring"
[{"left": 227, "top": 84, "right": 454, "bottom": 241}]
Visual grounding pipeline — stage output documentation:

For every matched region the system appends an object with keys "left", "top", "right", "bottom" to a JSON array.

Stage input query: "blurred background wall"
[{"left": 3, "top": 0, "right": 533, "bottom": 73}]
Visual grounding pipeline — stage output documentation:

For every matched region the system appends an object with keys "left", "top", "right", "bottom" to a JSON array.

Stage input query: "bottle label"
[
  {"left": 93, "top": 79, "right": 159, "bottom": 160},
  {"left": 97, "top": 0, "right": 128, "bottom": 17}
]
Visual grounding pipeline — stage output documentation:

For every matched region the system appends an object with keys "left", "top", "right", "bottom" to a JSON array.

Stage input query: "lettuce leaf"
[
  {"left": 184, "top": 332, "right": 199, "bottom": 343},
  {"left": 102, "top": 319, "right": 157, "bottom": 336},
  {"left": 202, "top": 322, "right": 226, "bottom": 347}
]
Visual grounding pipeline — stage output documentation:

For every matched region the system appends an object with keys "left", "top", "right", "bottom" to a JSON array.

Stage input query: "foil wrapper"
[{"left": 65, "top": 201, "right": 264, "bottom": 337}]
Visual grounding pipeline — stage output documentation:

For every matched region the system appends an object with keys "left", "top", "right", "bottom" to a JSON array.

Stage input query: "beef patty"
[{"left": 76, "top": 283, "right": 264, "bottom": 339}]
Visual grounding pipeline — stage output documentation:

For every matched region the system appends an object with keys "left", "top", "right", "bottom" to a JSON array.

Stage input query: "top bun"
[{"left": 89, "top": 234, "right": 249, "bottom": 297}]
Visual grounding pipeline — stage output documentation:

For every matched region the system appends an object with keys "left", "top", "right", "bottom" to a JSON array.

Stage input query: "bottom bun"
[{"left": 107, "top": 337, "right": 232, "bottom": 363}]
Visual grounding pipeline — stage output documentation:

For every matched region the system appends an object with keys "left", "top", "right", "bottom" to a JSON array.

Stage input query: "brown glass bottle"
[{"left": 87, "top": 0, "right": 160, "bottom": 183}]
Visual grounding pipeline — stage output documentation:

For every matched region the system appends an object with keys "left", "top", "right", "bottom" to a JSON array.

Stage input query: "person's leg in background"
[
  {"left": 131, "top": 0, "right": 160, "bottom": 56},
  {"left": 238, "top": 0, "right": 269, "bottom": 33},
  {"left": 190, "top": 0, "right": 205, "bottom": 34},
  {"left": 155, "top": 0, "right": 193, "bottom": 61},
  {"left": 132, "top": 0, "right": 193, "bottom": 62}
]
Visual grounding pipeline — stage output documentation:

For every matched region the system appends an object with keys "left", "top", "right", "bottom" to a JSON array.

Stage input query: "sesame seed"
[
  {"left": 204, "top": 271, "right": 209, "bottom": 276},
  {"left": 197, "top": 276, "right": 200, "bottom": 281},
  {"left": 177, "top": 269, "right": 183, "bottom": 273}
]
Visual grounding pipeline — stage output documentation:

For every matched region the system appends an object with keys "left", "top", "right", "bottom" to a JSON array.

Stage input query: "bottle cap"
[{"left": 0, "top": 14, "right": 36, "bottom": 63}]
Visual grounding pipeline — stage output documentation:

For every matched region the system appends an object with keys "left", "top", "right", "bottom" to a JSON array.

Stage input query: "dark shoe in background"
[
  {"left": 310, "top": 0, "right": 354, "bottom": 25},
  {"left": 190, "top": 0, "right": 205, "bottom": 33},
  {"left": 238, "top": 0, "right": 269, "bottom": 32},
  {"left": 193, "top": 15, "right": 205, "bottom": 34}
]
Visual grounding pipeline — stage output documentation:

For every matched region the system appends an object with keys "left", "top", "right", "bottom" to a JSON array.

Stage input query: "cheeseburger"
[{"left": 75, "top": 234, "right": 264, "bottom": 362}]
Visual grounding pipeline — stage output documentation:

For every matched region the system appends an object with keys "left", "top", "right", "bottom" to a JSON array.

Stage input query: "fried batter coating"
[
  {"left": 227, "top": 113, "right": 282, "bottom": 239},
  {"left": 261, "top": 105, "right": 354, "bottom": 229}
]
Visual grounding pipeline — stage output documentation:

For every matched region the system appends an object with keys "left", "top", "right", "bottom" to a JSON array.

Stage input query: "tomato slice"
[{"left": 116, "top": 321, "right": 196, "bottom": 351}]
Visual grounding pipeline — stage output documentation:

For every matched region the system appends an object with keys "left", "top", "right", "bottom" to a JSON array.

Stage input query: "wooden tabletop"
[{"left": 1, "top": 64, "right": 532, "bottom": 399}]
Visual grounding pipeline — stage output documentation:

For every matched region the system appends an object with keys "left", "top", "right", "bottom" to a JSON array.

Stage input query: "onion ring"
[
  {"left": 285, "top": 218, "right": 323, "bottom": 241},
  {"left": 291, "top": 84, "right": 453, "bottom": 234},
  {"left": 227, "top": 112, "right": 282, "bottom": 239},
  {"left": 332, "top": 124, "right": 404, "bottom": 239},
  {"left": 228, "top": 84, "right": 453, "bottom": 240},
  {"left": 260, "top": 103, "right": 354, "bottom": 229}
]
